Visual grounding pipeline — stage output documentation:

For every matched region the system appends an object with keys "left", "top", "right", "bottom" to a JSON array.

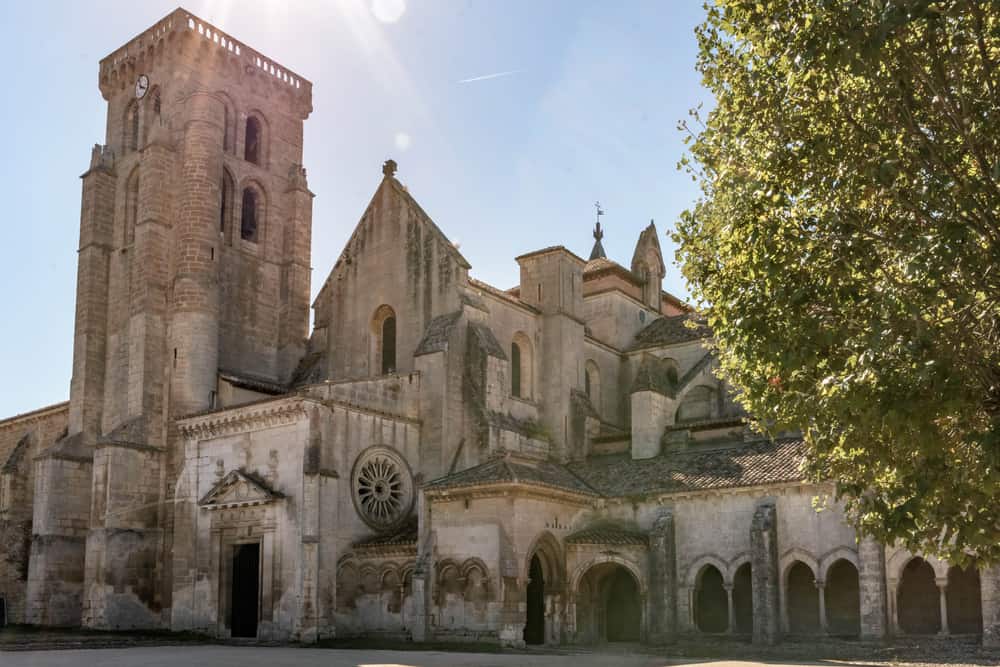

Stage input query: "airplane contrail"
[{"left": 458, "top": 70, "right": 520, "bottom": 84}]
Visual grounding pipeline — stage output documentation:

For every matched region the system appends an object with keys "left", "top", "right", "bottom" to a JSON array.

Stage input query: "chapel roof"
[
  {"left": 353, "top": 516, "right": 419, "bottom": 549},
  {"left": 422, "top": 454, "right": 598, "bottom": 497},
  {"left": 422, "top": 438, "right": 807, "bottom": 500},
  {"left": 566, "top": 438, "right": 806, "bottom": 498},
  {"left": 629, "top": 313, "right": 711, "bottom": 351},
  {"left": 565, "top": 524, "right": 648, "bottom": 546}
]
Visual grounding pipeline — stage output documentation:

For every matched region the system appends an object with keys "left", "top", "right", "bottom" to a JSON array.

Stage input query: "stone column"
[
  {"left": 647, "top": 509, "right": 677, "bottom": 644},
  {"left": 981, "top": 565, "right": 1000, "bottom": 648},
  {"left": 410, "top": 493, "right": 435, "bottom": 643},
  {"left": 816, "top": 580, "right": 827, "bottom": 634},
  {"left": 750, "top": 501, "right": 780, "bottom": 644},
  {"left": 725, "top": 584, "right": 735, "bottom": 634},
  {"left": 857, "top": 537, "right": 889, "bottom": 640},
  {"left": 936, "top": 579, "right": 950, "bottom": 636}
]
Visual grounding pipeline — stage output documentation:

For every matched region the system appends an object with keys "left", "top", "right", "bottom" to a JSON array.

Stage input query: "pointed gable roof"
[
  {"left": 199, "top": 469, "right": 284, "bottom": 510},
  {"left": 313, "top": 160, "right": 471, "bottom": 309},
  {"left": 631, "top": 220, "right": 665, "bottom": 276}
]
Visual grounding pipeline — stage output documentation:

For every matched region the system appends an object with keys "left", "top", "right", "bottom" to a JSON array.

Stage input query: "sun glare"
[{"left": 371, "top": 0, "right": 406, "bottom": 24}]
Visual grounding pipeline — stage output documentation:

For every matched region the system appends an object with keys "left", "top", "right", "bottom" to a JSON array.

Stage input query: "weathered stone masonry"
[{"left": 1, "top": 7, "right": 998, "bottom": 649}]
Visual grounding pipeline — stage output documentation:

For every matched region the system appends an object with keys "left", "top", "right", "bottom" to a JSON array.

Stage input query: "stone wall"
[{"left": 0, "top": 404, "right": 69, "bottom": 625}]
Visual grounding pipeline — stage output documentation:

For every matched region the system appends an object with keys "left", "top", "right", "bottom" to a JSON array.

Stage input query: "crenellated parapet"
[{"left": 98, "top": 8, "right": 312, "bottom": 118}]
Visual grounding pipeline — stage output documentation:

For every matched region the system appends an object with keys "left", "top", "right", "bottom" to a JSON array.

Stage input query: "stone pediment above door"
[{"left": 199, "top": 469, "right": 284, "bottom": 510}]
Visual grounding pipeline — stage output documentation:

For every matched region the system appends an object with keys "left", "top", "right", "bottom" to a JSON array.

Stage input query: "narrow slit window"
[
  {"left": 511, "top": 342, "right": 522, "bottom": 398},
  {"left": 381, "top": 316, "right": 396, "bottom": 374},
  {"left": 241, "top": 188, "right": 258, "bottom": 242},
  {"left": 245, "top": 116, "right": 261, "bottom": 164},
  {"left": 220, "top": 170, "right": 234, "bottom": 236}
]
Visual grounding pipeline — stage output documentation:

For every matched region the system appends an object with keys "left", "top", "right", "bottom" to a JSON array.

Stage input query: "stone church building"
[{"left": 1, "top": 8, "right": 998, "bottom": 646}]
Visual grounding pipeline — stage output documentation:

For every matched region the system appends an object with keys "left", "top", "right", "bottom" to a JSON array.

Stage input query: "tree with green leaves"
[{"left": 676, "top": 0, "right": 1000, "bottom": 563}]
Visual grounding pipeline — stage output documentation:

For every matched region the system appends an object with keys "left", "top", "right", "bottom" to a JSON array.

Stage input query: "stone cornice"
[
  {"left": 0, "top": 401, "right": 69, "bottom": 430},
  {"left": 322, "top": 399, "right": 422, "bottom": 426},
  {"left": 177, "top": 396, "right": 316, "bottom": 439},
  {"left": 602, "top": 479, "right": 830, "bottom": 506},
  {"left": 353, "top": 542, "right": 418, "bottom": 558},
  {"left": 425, "top": 482, "right": 597, "bottom": 507}
]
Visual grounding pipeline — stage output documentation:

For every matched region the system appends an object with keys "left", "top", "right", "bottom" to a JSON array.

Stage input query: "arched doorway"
[
  {"left": 898, "top": 557, "right": 941, "bottom": 634},
  {"left": 825, "top": 559, "right": 860, "bottom": 637},
  {"left": 576, "top": 562, "right": 642, "bottom": 643},
  {"left": 732, "top": 562, "right": 753, "bottom": 634},
  {"left": 947, "top": 565, "right": 982, "bottom": 635},
  {"left": 605, "top": 568, "right": 640, "bottom": 641},
  {"left": 524, "top": 555, "right": 545, "bottom": 644},
  {"left": 695, "top": 564, "right": 728, "bottom": 633},
  {"left": 786, "top": 561, "right": 820, "bottom": 634}
]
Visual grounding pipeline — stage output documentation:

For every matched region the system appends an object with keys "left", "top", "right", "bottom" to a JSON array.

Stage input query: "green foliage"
[{"left": 676, "top": 0, "right": 1000, "bottom": 563}]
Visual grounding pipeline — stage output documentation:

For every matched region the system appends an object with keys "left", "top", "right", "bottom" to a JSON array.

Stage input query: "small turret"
[{"left": 631, "top": 220, "right": 665, "bottom": 310}]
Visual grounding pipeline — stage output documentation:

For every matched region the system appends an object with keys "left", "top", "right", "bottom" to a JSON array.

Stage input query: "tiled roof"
[
  {"left": 354, "top": 516, "right": 418, "bottom": 548},
  {"left": 630, "top": 314, "right": 711, "bottom": 351},
  {"left": 219, "top": 370, "right": 288, "bottom": 395},
  {"left": 414, "top": 311, "right": 462, "bottom": 356},
  {"left": 468, "top": 322, "right": 507, "bottom": 360},
  {"left": 567, "top": 438, "right": 807, "bottom": 498},
  {"left": 423, "top": 454, "right": 598, "bottom": 497},
  {"left": 583, "top": 257, "right": 637, "bottom": 283},
  {"left": 424, "top": 440, "right": 807, "bottom": 500},
  {"left": 468, "top": 278, "right": 539, "bottom": 313},
  {"left": 566, "top": 524, "right": 648, "bottom": 546}
]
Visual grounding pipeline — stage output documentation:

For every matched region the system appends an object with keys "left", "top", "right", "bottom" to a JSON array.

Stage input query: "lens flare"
[{"left": 371, "top": 0, "right": 406, "bottom": 24}]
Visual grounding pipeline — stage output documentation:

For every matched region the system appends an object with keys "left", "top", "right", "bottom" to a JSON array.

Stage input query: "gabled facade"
[{"left": 0, "top": 7, "right": 998, "bottom": 650}]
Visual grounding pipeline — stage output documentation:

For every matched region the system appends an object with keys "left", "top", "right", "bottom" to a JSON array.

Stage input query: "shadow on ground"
[{"left": 1, "top": 625, "right": 998, "bottom": 666}]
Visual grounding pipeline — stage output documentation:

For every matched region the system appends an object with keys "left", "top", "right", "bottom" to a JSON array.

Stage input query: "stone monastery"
[{"left": 0, "top": 7, "right": 997, "bottom": 647}]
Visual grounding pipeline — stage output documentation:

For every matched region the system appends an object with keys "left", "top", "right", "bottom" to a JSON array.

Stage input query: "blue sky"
[{"left": 0, "top": 0, "right": 711, "bottom": 417}]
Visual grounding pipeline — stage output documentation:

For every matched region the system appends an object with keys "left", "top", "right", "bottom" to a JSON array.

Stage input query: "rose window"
[{"left": 351, "top": 447, "right": 413, "bottom": 531}]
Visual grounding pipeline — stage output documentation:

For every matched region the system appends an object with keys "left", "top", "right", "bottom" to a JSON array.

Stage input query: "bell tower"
[{"left": 26, "top": 8, "right": 314, "bottom": 629}]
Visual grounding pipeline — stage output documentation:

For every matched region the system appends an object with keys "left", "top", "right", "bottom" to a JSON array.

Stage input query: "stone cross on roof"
[{"left": 382, "top": 159, "right": 398, "bottom": 178}]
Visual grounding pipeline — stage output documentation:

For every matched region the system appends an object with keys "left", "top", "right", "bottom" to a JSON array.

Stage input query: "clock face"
[{"left": 135, "top": 74, "right": 149, "bottom": 100}]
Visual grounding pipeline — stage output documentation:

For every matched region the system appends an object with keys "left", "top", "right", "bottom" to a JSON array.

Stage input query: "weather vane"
[{"left": 594, "top": 201, "right": 605, "bottom": 241}]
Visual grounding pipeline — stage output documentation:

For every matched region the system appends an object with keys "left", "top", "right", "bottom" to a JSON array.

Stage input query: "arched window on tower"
[
  {"left": 511, "top": 332, "right": 533, "bottom": 399},
  {"left": 245, "top": 116, "right": 262, "bottom": 165},
  {"left": 240, "top": 187, "right": 259, "bottom": 243},
  {"left": 143, "top": 86, "right": 161, "bottom": 144},
  {"left": 220, "top": 170, "right": 234, "bottom": 240},
  {"left": 124, "top": 101, "right": 139, "bottom": 154},
  {"left": 124, "top": 169, "right": 139, "bottom": 247},
  {"left": 372, "top": 305, "right": 397, "bottom": 375}
]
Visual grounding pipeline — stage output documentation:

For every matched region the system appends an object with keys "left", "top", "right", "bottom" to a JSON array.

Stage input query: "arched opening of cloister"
[
  {"left": 576, "top": 562, "right": 642, "bottom": 643},
  {"left": 946, "top": 565, "right": 982, "bottom": 635},
  {"left": 694, "top": 564, "right": 728, "bottom": 633},
  {"left": 786, "top": 561, "right": 820, "bottom": 634},
  {"left": 825, "top": 559, "right": 861, "bottom": 637},
  {"left": 732, "top": 562, "right": 753, "bottom": 634},
  {"left": 898, "top": 557, "right": 941, "bottom": 634}
]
